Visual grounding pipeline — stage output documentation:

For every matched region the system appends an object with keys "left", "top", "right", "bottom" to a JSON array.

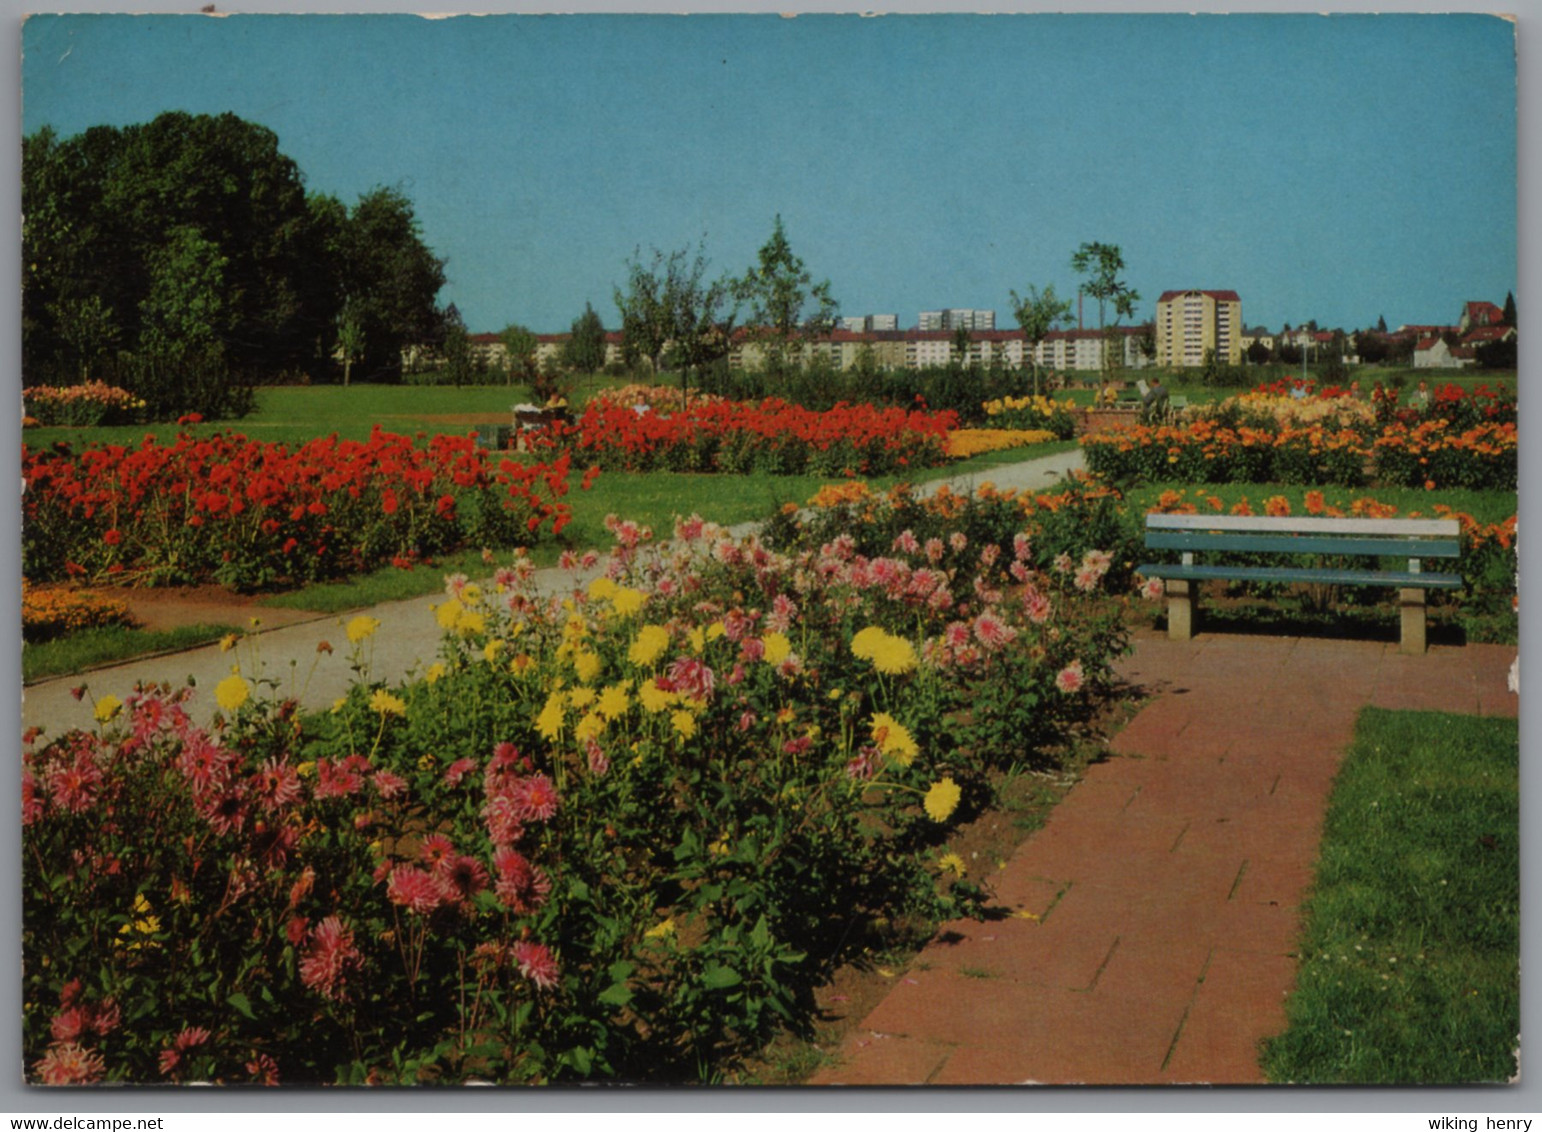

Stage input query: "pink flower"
[
  {"left": 247, "top": 1053, "right": 280, "bottom": 1086},
  {"left": 387, "top": 865, "right": 447, "bottom": 915},
  {"left": 419, "top": 833, "right": 456, "bottom": 871},
  {"left": 46, "top": 750, "right": 101, "bottom": 814},
  {"left": 767, "top": 593, "right": 798, "bottom": 633},
  {"left": 666, "top": 656, "right": 716, "bottom": 702},
  {"left": 253, "top": 759, "right": 302, "bottom": 813},
  {"left": 924, "top": 538, "right": 945, "bottom": 563},
  {"left": 34, "top": 1042, "right": 105, "bottom": 1085},
  {"left": 372, "top": 770, "right": 407, "bottom": 799},
  {"left": 22, "top": 768, "right": 43, "bottom": 826},
  {"left": 314, "top": 758, "right": 364, "bottom": 800},
  {"left": 845, "top": 747, "right": 880, "bottom": 781},
  {"left": 442, "top": 757, "right": 478, "bottom": 786},
  {"left": 441, "top": 855, "right": 490, "bottom": 905},
  {"left": 482, "top": 794, "right": 525, "bottom": 849},
  {"left": 198, "top": 789, "right": 248, "bottom": 837},
  {"left": 1073, "top": 568, "right": 1101, "bottom": 592},
  {"left": 1053, "top": 552, "right": 1073, "bottom": 574},
  {"left": 299, "top": 916, "right": 362, "bottom": 1001},
  {"left": 493, "top": 848, "right": 551, "bottom": 914},
  {"left": 1140, "top": 576, "right": 1165, "bottom": 601},
  {"left": 1022, "top": 586, "right": 1052, "bottom": 625},
  {"left": 512, "top": 940, "right": 560, "bottom": 990},
  {"left": 973, "top": 612, "right": 1016, "bottom": 650},
  {"left": 585, "top": 738, "right": 610, "bottom": 777},
  {"left": 50, "top": 1007, "right": 88, "bottom": 1044},
  {"left": 1012, "top": 532, "right": 1033, "bottom": 561},
  {"left": 944, "top": 621, "right": 972, "bottom": 650},
  {"left": 892, "top": 529, "right": 920, "bottom": 555},
  {"left": 738, "top": 637, "right": 765, "bottom": 664},
  {"left": 949, "top": 531, "right": 968, "bottom": 553},
  {"left": 1055, "top": 660, "right": 1085, "bottom": 694},
  {"left": 508, "top": 773, "right": 560, "bottom": 822},
  {"left": 979, "top": 543, "right": 1000, "bottom": 567}
]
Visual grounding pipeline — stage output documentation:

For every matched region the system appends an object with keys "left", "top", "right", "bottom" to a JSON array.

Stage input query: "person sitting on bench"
[{"left": 1142, "top": 376, "right": 1170, "bottom": 423}]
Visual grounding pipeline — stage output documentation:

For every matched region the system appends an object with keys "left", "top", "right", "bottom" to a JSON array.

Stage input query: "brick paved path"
[{"left": 810, "top": 631, "right": 1518, "bottom": 1086}]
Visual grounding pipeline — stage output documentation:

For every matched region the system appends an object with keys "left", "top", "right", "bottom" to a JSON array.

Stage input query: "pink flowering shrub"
[{"left": 24, "top": 500, "right": 1128, "bottom": 1084}]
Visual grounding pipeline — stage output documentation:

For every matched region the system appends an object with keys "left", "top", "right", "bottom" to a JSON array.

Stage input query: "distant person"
[
  {"left": 1142, "top": 376, "right": 1170, "bottom": 423},
  {"left": 1098, "top": 380, "right": 1119, "bottom": 407},
  {"left": 1413, "top": 381, "right": 1431, "bottom": 410}
]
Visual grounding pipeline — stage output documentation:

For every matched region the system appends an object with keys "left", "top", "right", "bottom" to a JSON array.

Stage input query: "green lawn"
[
  {"left": 1124, "top": 481, "right": 1517, "bottom": 525},
  {"left": 23, "top": 623, "right": 238, "bottom": 684},
  {"left": 1260, "top": 709, "right": 1519, "bottom": 1084}
]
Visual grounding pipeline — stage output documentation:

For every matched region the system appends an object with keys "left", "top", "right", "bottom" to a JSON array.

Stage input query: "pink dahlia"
[
  {"left": 33, "top": 1042, "right": 105, "bottom": 1085},
  {"left": 508, "top": 773, "right": 560, "bottom": 822},
  {"left": 299, "top": 915, "right": 362, "bottom": 1001},
  {"left": 1055, "top": 660, "right": 1086, "bottom": 694},
  {"left": 386, "top": 864, "right": 446, "bottom": 915},
  {"left": 512, "top": 940, "right": 561, "bottom": 990}
]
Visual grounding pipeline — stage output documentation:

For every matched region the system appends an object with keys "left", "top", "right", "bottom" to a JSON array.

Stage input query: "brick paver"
[{"left": 810, "top": 630, "right": 1517, "bottom": 1086}]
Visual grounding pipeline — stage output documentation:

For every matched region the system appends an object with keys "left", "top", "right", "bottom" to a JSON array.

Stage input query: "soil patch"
[{"left": 100, "top": 584, "right": 327, "bottom": 634}]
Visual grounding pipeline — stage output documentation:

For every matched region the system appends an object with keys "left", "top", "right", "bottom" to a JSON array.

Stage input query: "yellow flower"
[
  {"left": 644, "top": 917, "right": 676, "bottom": 940},
  {"left": 132, "top": 892, "right": 152, "bottom": 914},
  {"left": 346, "top": 615, "right": 380, "bottom": 644},
  {"left": 628, "top": 624, "right": 670, "bottom": 666},
  {"left": 568, "top": 685, "right": 597, "bottom": 710},
  {"left": 850, "top": 626, "right": 888, "bottom": 661},
  {"left": 215, "top": 674, "right": 251, "bottom": 714},
  {"left": 610, "top": 587, "right": 646, "bottom": 618},
  {"left": 638, "top": 678, "right": 673, "bottom": 714},
  {"left": 575, "top": 711, "right": 607, "bottom": 743},
  {"left": 687, "top": 626, "right": 706, "bottom": 654},
  {"left": 93, "top": 694, "right": 122, "bottom": 724},
  {"left": 671, "top": 710, "right": 698, "bottom": 740},
  {"left": 709, "top": 833, "right": 731, "bottom": 857},
  {"left": 573, "top": 650, "right": 602, "bottom": 684},
  {"left": 460, "top": 583, "right": 482, "bottom": 606},
  {"left": 435, "top": 599, "right": 463, "bottom": 630},
  {"left": 456, "top": 609, "right": 487, "bottom": 637},
  {"left": 483, "top": 638, "right": 506, "bottom": 663},
  {"left": 939, "top": 852, "right": 966, "bottom": 877},
  {"left": 597, "top": 682, "right": 631, "bottom": 720},
  {"left": 871, "top": 634, "right": 918, "bottom": 676},
  {"left": 370, "top": 689, "right": 407, "bottom": 717},
  {"left": 762, "top": 632, "right": 791, "bottom": 666},
  {"left": 219, "top": 633, "right": 239, "bottom": 653},
  {"left": 424, "top": 662, "right": 446, "bottom": 684},
  {"left": 869, "top": 712, "right": 918, "bottom": 766},
  {"left": 924, "top": 777, "right": 962, "bottom": 823},
  {"left": 296, "top": 761, "right": 316, "bottom": 778},
  {"left": 535, "top": 691, "right": 566, "bottom": 741},
  {"left": 587, "top": 576, "right": 618, "bottom": 602},
  {"left": 417, "top": 753, "right": 438, "bottom": 771}
]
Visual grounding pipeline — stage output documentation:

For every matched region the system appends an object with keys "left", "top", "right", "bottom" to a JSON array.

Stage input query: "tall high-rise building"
[
  {"left": 1155, "top": 290, "right": 1242, "bottom": 366},
  {"left": 919, "top": 309, "right": 996, "bottom": 331},
  {"left": 841, "top": 314, "right": 901, "bottom": 332}
]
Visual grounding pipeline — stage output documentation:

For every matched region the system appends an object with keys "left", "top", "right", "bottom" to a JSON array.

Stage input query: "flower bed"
[
  {"left": 23, "top": 427, "right": 581, "bottom": 590},
  {"left": 584, "top": 383, "right": 724, "bottom": 412},
  {"left": 23, "top": 506, "right": 1130, "bottom": 1084},
  {"left": 1081, "top": 416, "right": 1515, "bottom": 491},
  {"left": 944, "top": 428, "right": 1057, "bottom": 458},
  {"left": 22, "top": 581, "right": 135, "bottom": 642},
  {"left": 533, "top": 398, "right": 955, "bottom": 477},
  {"left": 981, "top": 395, "right": 1079, "bottom": 440},
  {"left": 23, "top": 382, "right": 146, "bottom": 427}
]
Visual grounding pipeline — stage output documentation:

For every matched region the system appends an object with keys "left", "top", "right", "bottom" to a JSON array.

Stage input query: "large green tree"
[
  {"left": 615, "top": 243, "right": 735, "bottom": 400},
  {"left": 23, "top": 111, "right": 448, "bottom": 410},
  {"left": 732, "top": 216, "right": 838, "bottom": 371},
  {"left": 561, "top": 302, "right": 608, "bottom": 373},
  {"left": 1009, "top": 283, "right": 1073, "bottom": 395},
  {"left": 1070, "top": 242, "right": 1140, "bottom": 329}
]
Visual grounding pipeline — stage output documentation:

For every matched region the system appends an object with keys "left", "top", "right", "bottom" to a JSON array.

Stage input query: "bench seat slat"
[
  {"left": 1145, "top": 531, "right": 1460, "bottom": 558},
  {"left": 1146, "top": 514, "right": 1461, "bottom": 538},
  {"left": 1136, "top": 562, "right": 1464, "bottom": 589}
]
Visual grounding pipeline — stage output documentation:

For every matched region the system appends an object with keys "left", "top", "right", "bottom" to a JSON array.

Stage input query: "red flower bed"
[
  {"left": 535, "top": 398, "right": 956, "bottom": 477},
  {"left": 24, "top": 427, "right": 579, "bottom": 590}
]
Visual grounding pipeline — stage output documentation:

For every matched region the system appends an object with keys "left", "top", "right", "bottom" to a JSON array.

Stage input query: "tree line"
[{"left": 23, "top": 111, "right": 446, "bottom": 417}]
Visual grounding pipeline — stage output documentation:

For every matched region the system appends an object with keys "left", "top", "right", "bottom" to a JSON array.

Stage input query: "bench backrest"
[{"left": 1144, "top": 513, "right": 1461, "bottom": 560}]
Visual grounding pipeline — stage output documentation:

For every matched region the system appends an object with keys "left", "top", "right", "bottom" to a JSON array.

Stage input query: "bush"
[{"left": 23, "top": 510, "right": 1131, "bottom": 1083}]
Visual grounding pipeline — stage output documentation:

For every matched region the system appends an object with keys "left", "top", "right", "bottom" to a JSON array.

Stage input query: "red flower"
[
  {"left": 299, "top": 915, "right": 362, "bottom": 1001},
  {"left": 508, "top": 773, "right": 560, "bottom": 822},
  {"left": 103, "top": 529, "right": 121, "bottom": 546},
  {"left": 512, "top": 940, "right": 560, "bottom": 990},
  {"left": 386, "top": 864, "right": 447, "bottom": 915}
]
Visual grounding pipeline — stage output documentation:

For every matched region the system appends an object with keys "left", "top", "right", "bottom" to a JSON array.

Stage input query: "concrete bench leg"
[
  {"left": 1167, "top": 579, "right": 1195, "bottom": 641},
  {"left": 1399, "top": 587, "right": 1427, "bottom": 655}
]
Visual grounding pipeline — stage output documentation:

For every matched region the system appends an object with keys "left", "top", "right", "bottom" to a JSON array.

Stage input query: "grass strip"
[
  {"left": 1260, "top": 708, "right": 1518, "bottom": 1084},
  {"left": 23, "top": 623, "right": 238, "bottom": 684}
]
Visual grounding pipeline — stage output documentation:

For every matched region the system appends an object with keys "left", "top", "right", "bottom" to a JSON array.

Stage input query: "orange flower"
[{"left": 1303, "top": 490, "right": 1325, "bottom": 515}]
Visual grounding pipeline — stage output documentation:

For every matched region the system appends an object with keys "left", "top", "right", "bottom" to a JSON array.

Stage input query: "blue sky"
[{"left": 21, "top": 12, "right": 1517, "bottom": 335}]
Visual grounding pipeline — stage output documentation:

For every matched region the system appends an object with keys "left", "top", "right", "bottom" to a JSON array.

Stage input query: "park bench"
[{"left": 1136, "top": 513, "right": 1462, "bottom": 654}]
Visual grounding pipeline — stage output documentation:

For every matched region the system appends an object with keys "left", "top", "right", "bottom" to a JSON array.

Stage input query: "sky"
[{"left": 20, "top": 11, "right": 1518, "bottom": 336}]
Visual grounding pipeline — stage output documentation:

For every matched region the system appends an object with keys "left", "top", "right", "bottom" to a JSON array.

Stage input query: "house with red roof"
[{"left": 1458, "top": 300, "right": 1506, "bottom": 333}]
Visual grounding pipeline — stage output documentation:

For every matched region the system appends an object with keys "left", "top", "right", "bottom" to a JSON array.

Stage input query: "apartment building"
[
  {"left": 918, "top": 309, "right": 996, "bottom": 331},
  {"left": 1155, "top": 289, "right": 1243, "bottom": 366}
]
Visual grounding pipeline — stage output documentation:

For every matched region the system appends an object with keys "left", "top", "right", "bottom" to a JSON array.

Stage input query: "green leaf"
[
  {"left": 226, "top": 992, "right": 255, "bottom": 1020},
  {"left": 598, "top": 981, "right": 633, "bottom": 1008},
  {"left": 701, "top": 962, "right": 742, "bottom": 990}
]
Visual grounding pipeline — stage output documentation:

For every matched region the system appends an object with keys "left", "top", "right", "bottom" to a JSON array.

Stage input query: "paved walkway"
[
  {"left": 21, "top": 448, "right": 1087, "bottom": 734},
  {"left": 809, "top": 630, "right": 1518, "bottom": 1086}
]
